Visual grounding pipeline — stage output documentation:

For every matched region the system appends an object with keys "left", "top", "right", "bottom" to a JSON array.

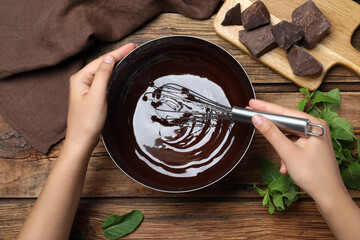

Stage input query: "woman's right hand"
[
  {"left": 249, "top": 99, "right": 360, "bottom": 239},
  {"left": 248, "top": 99, "right": 347, "bottom": 205}
]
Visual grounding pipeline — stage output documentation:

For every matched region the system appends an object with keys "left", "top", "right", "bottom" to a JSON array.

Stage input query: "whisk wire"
[{"left": 144, "top": 83, "right": 232, "bottom": 121}]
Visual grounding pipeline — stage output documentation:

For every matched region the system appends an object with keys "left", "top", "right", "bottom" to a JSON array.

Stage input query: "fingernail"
[
  {"left": 252, "top": 115, "right": 263, "bottom": 127},
  {"left": 103, "top": 55, "right": 115, "bottom": 64}
]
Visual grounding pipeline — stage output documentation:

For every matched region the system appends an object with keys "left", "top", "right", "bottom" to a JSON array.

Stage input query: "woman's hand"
[
  {"left": 249, "top": 99, "right": 360, "bottom": 239},
  {"left": 65, "top": 43, "right": 137, "bottom": 150},
  {"left": 18, "top": 43, "right": 137, "bottom": 240},
  {"left": 249, "top": 99, "right": 346, "bottom": 204}
]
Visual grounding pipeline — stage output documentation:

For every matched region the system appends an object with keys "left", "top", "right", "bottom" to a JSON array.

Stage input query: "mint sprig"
[
  {"left": 298, "top": 88, "right": 360, "bottom": 190},
  {"left": 102, "top": 210, "right": 144, "bottom": 239},
  {"left": 254, "top": 158, "right": 305, "bottom": 214},
  {"left": 255, "top": 88, "right": 360, "bottom": 214}
]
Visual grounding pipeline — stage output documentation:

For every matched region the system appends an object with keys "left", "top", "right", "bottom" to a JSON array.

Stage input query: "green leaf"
[
  {"left": 342, "top": 148, "right": 354, "bottom": 162},
  {"left": 323, "top": 89, "right": 341, "bottom": 112},
  {"left": 320, "top": 111, "right": 338, "bottom": 126},
  {"left": 262, "top": 190, "right": 270, "bottom": 206},
  {"left": 297, "top": 98, "right": 307, "bottom": 111},
  {"left": 268, "top": 199, "right": 275, "bottom": 214},
  {"left": 307, "top": 106, "right": 321, "bottom": 118},
  {"left": 331, "top": 127, "right": 354, "bottom": 141},
  {"left": 102, "top": 210, "right": 144, "bottom": 240},
  {"left": 341, "top": 162, "right": 360, "bottom": 190},
  {"left": 324, "top": 102, "right": 340, "bottom": 112},
  {"left": 282, "top": 185, "right": 299, "bottom": 206},
  {"left": 269, "top": 174, "right": 291, "bottom": 194},
  {"left": 284, "top": 197, "right": 290, "bottom": 206},
  {"left": 273, "top": 192, "right": 285, "bottom": 211},
  {"left": 326, "top": 88, "right": 340, "bottom": 101},
  {"left": 300, "top": 88, "right": 310, "bottom": 98},
  {"left": 254, "top": 184, "right": 267, "bottom": 197},
  {"left": 312, "top": 90, "right": 340, "bottom": 104},
  {"left": 341, "top": 139, "right": 356, "bottom": 149},
  {"left": 332, "top": 138, "right": 344, "bottom": 161},
  {"left": 357, "top": 139, "right": 360, "bottom": 161},
  {"left": 310, "top": 90, "right": 321, "bottom": 102},
  {"left": 331, "top": 117, "right": 355, "bottom": 141},
  {"left": 260, "top": 158, "right": 282, "bottom": 186}
]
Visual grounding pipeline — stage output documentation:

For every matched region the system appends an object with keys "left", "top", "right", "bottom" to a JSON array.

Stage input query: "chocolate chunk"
[
  {"left": 241, "top": 0, "right": 270, "bottom": 30},
  {"left": 292, "top": 0, "right": 331, "bottom": 49},
  {"left": 221, "top": 3, "right": 242, "bottom": 26},
  {"left": 239, "top": 24, "right": 277, "bottom": 57},
  {"left": 286, "top": 45, "right": 323, "bottom": 76},
  {"left": 271, "top": 21, "right": 304, "bottom": 50}
]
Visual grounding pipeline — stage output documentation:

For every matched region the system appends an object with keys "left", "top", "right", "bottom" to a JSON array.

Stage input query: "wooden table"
[{"left": 1, "top": 8, "right": 360, "bottom": 239}]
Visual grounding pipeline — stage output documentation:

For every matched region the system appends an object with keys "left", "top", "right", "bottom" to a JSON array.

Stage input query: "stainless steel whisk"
[{"left": 144, "top": 83, "right": 325, "bottom": 137}]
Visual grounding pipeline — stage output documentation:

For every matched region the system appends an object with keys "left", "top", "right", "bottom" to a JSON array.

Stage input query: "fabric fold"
[{"left": 0, "top": 0, "right": 220, "bottom": 153}]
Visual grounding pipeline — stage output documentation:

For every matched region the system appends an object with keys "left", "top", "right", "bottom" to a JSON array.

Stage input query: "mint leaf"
[
  {"left": 297, "top": 98, "right": 307, "bottom": 111},
  {"left": 331, "top": 117, "right": 355, "bottom": 141},
  {"left": 268, "top": 199, "right": 275, "bottom": 214},
  {"left": 312, "top": 91, "right": 340, "bottom": 104},
  {"left": 357, "top": 139, "right": 360, "bottom": 161},
  {"left": 341, "top": 162, "right": 360, "bottom": 190},
  {"left": 102, "top": 210, "right": 144, "bottom": 240},
  {"left": 297, "top": 88, "right": 360, "bottom": 190},
  {"left": 341, "top": 139, "right": 356, "bottom": 149},
  {"left": 260, "top": 158, "right": 282, "bottom": 185},
  {"left": 325, "top": 88, "right": 340, "bottom": 101},
  {"left": 273, "top": 192, "right": 285, "bottom": 211},
  {"left": 300, "top": 88, "right": 310, "bottom": 98},
  {"left": 342, "top": 148, "right": 354, "bottom": 162},
  {"left": 332, "top": 139, "right": 344, "bottom": 162},
  {"left": 307, "top": 106, "right": 321, "bottom": 118},
  {"left": 310, "top": 90, "right": 321, "bottom": 102},
  {"left": 331, "top": 127, "right": 354, "bottom": 141},
  {"left": 262, "top": 190, "right": 270, "bottom": 206},
  {"left": 320, "top": 111, "right": 338, "bottom": 126},
  {"left": 323, "top": 88, "right": 340, "bottom": 112},
  {"left": 282, "top": 185, "right": 299, "bottom": 205},
  {"left": 254, "top": 184, "right": 267, "bottom": 197},
  {"left": 256, "top": 158, "right": 303, "bottom": 214},
  {"left": 269, "top": 174, "right": 291, "bottom": 193}
]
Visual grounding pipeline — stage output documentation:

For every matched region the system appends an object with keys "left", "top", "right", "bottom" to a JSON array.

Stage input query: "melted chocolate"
[{"left": 103, "top": 36, "right": 255, "bottom": 192}]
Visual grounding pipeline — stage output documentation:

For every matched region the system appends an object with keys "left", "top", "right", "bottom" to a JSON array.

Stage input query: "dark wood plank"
[{"left": 4, "top": 197, "right": 357, "bottom": 239}]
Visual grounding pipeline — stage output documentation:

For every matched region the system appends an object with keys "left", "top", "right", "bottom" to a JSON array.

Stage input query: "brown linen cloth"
[{"left": 0, "top": 0, "right": 220, "bottom": 153}]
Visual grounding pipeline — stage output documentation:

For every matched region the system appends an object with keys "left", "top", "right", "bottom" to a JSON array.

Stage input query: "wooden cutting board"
[{"left": 214, "top": 0, "right": 360, "bottom": 90}]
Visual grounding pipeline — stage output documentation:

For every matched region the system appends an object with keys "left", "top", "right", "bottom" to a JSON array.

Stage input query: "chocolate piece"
[
  {"left": 221, "top": 3, "right": 242, "bottom": 26},
  {"left": 241, "top": 0, "right": 270, "bottom": 30},
  {"left": 271, "top": 21, "right": 304, "bottom": 50},
  {"left": 239, "top": 24, "right": 277, "bottom": 57},
  {"left": 286, "top": 45, "right": 323, "bottom": 76},
  {"left": 292, "top": 0, "right": 331, "bottom": 49}
]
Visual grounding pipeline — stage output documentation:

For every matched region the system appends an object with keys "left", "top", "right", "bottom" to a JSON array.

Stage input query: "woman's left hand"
[{"left": 66, "top": 43, "right": 137, "bottom": 150}]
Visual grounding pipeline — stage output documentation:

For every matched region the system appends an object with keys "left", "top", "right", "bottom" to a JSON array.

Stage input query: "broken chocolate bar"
[
  {"left": 221, "top": 3, "right": 242, "bottom": 26},
  {"left": 271, "top": 21, "right": 304, "bottom": 50},
  {"left": 241, "top": 0, "right": 270, "bottom": 30},
  {"left": 292, "top": 0, "right": 331, "bottom": 49},
  {"left": 286, "top": 45, "right": 323, "bottom": 76},
  {"left": 239, "top": 24, "right": 277, "bottom": 57}
]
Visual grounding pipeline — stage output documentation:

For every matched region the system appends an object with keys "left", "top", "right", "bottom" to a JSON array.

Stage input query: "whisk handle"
[{"left": 231, "top": 107, "right": 324, "bottom": 137}]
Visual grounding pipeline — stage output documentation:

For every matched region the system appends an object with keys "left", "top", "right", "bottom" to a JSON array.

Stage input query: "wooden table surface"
[{"left": 1, "top": 5, "right": 360, "bottom": 239}]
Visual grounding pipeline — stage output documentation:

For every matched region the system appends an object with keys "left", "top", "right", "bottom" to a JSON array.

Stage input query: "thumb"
[
  {"left": 252, "top": 114, "right": 298, "bottom": 161},
  {"left": 90, "top": 54, "right": 115, "bottom": 98}
]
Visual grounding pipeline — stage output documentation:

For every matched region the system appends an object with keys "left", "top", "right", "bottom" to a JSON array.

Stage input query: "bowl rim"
[{"left": 102, "top": 35, "right": 256, "bottom": 193}]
